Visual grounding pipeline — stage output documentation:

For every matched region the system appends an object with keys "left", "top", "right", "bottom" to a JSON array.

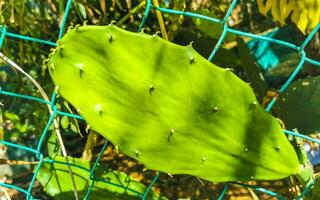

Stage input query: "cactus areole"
[{"left": 48, "top": 25, "right": 299, "bottom": 182}]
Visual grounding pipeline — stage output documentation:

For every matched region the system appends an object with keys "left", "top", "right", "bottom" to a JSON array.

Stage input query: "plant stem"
[
  {"left": 81, "top": 131, "right": 98, "bottom": 161},
  {"left": 0, "top": 159, "right": 39, "bottom": 165}
]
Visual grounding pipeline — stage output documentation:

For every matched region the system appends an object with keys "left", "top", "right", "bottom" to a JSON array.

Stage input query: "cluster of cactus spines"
[
  {"left": 275, "top": 76, "right": 320, "bottom": 134},
  {"left": 47, "top": 24, "right": 300, "bottom": 182}
]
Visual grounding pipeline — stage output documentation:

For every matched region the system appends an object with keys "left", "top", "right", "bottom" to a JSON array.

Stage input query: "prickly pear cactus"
[
  {"left": 275, "top": 76, "right": 320, "bottom": 134},
  {"left": 48, "top": 25, "right": 299, "bottom": 182}
]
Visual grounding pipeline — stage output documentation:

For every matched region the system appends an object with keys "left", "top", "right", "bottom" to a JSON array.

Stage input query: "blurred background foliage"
[{"left": 0, "top": 0, "right": 320, "bottom": 199}]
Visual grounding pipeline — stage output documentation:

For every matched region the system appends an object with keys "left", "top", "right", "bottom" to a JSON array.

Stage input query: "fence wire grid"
[{"left": 0, "top": 0, "right": 320, "bottom": 199}]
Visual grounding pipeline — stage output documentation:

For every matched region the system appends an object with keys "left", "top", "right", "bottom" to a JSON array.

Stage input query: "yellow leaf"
[
  {"left": 257, "top": 0, "right": 267, "bottom": 15},
  {"left": 257, "top": 0, "right": 320, "bottom": 34}
]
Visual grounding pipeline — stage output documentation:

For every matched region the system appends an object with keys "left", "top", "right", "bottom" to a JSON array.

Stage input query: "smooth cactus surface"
[
  {"left": 275, "top": 76, "right": 320, "bottom": 134},
  {"left": 48, "top": 25, "right": 299, "bottom": 182}
]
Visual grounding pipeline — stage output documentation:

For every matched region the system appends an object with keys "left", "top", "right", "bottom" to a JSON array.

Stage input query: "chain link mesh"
[{"left": 0, "top": 0, "right": 320, "bottom": 199}]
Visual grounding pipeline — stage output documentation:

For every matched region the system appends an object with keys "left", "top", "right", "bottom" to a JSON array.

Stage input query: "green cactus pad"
[
  {"left": 275, "top": 76, "right": 320, "bottom": 134},
  {"left": 37, "top": 157, "right": 164, "bottom": 200},
  {"left": 48, "top": 25, "right": 299, "bottom": 182}
]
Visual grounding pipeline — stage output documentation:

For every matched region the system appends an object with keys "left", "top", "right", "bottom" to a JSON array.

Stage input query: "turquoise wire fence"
[{"left": 0, "top": 0, "right": 320, "bottom": 199}]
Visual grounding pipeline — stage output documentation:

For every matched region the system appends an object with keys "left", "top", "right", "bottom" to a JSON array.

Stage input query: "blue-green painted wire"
[
  {"left": 207, "top": 0, "right": 239, "bottom": 61},
  {"left": 89, "top": 141, "right": 109, "bottom": 179},
  {"left": 35, "top": 111, "right": 57, "bottom": 159},
  {"left": 266, "top": 51, "right": 306, "bottom": 112},
  {"left": 0, "top": 182, "right": 28, "bottom": 195},
  {"left": 0, "top": 89, "right": 51, "bottom": 105},
  {"left": 45, "top": 158, "right": 92, "bottom": 172},
  {"left": 217, "top": 183, "right": 229, "bottom": 200},
  {"left": 265, "top": 97, "right": 277, "bottom": 112},
  {"left": 279, "top": 51, "right": 306, "bottom": 93},
  {"left": 152, "top": 3, "right": 320, "bottom": 70},
  {"left": 300, "top": 23, "right": 320, "bottom": 52},
  {"left": 154, "top": 6, "right": 221, "bottom": 24},
  {"left": 142, "top": 172, "right": 161, "bottom": 199},
  {"left": 305, "top": 57, "right": 320, "bottom": 67},
  {"left": 82, "top": 141, "right": 109, "bottom": 199},
  {"left": 0, "top": 140, "right": 37, "bottom": 154},
  {"left": 227, "top": 28, "right": 299, "bottom": 50},
  {"left": 1, "top": 0, "right": 320, "bottom": 199},
  {"left": 83, "top": 180, "right": 98, "bottom": 200},
  {"left": 0, "top": 26, "right": 7, "bottom": 48},
  {"left": 232, "top": 182, "right": 286, "bottom": 200},
  {"left": 58, "top": 0, "right": 73, "bottom": 39},
  {"left": 27, "top": 155, "right": 44, "bottom": 200},
  {"left": 222, "top": 0, "right": 238, "bottom": 23},
  {"left": 83, "top": 180, "right": 96, "bottom": 200},
  {"left": 284, "top": 130, "right": 320, "bottom": 145},
  {"left": 208, "top": 24, "right": 229, "bottom": 61},
  {"left": 0, "top": 29, "right": 57, "bottom": 46},
  {"left": 297, "top": 177, "right": 319, "bottom": 200},
  {"left": 46, "top": 157, "right": 143, "bottom": 198},
  {"left": 57, "top": 110, "right": 84, "bottom": 120},
  {"left": 94, "top": 177, "right": 144, "bottom": 196},
  {"left": 50, "top": 89, "right": 57, "bottom": 106},
  {"left": 152, "top": 5, "right": 317, "bottom": 65},
  {"left": 138, "top": 0, "right": 151, "bottom": 32},
  {"left": 207, "top": 1, "right": 238, "bottom": 195}
]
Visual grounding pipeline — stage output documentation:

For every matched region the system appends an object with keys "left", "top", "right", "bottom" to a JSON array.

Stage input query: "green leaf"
[
  {"left": 76, "top": 3, "right": 87, "bottom": 19},
  {"left": 47, "top": 133, "right": 62, "bottom": 158},
  {"left": 257, "top": 0, "right": 320, "bottom": 34},
  {"left": 62, "top": 100, "right": 81, "bottom": 135},
  {"left": 4, "top": 111, "right": 29, "bottom": 133},
  {"left": 48, "top": 25, "right": 299, "bottom": 182},
  {"left": 167, "top": 0, "right": 186, "bottom": 40},
  {"left": 4, "top": 112, "right": 20, "bottom": 122},
  {"left": 275, "top": 76, "right": 320, "bottom": 134},
  {"left": 70, "top": 122, "right": 78, "bottom": 133},
  {"left": 293, "top": 137, "right": 313, "bottom": 185},
  {"left": 237, "top": 38, "right": 268, "bottom": 102},
  {"left": 37, "top": 156, "right": 165, "bottom": 200},
  {"left": 194, "top": 9, "right": 236, "bottom": 42},
  {"left": 304, "top": 178, "right": 320, "bottom": 200},
  {"left": 311, "top": 179, "right": 320, "bottom": 200},
  {"left": 60, "top": 116, "right": 69, "bottom": 129}
]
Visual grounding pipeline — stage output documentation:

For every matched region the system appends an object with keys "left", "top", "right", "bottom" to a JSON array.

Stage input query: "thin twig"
[
  {"left": 0, "top": 177, "right": 12, "bottom": 200},
  {"left": 116, "top": 1, "right": 146, "bottom": 26},
  {"left": 81, "top": 131, "right": 98, "bottom": 161},
  {"left": 47, "top": 0, "right": 57, "bottom": 13},
  {"left": 151, "top": 0, "right": 168, "bottom": 40},
  {"left": 0, "top": 186, "right": 11, "bottom": 200},
  {"left": 0, "top": 52, "right": 79, "bottom": 200},
  {"left": 0, "top": 107, "right": 4, "bottom": 140},
  {"left": 0, "top": 158, "right": 39, "bottom": 165}
]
